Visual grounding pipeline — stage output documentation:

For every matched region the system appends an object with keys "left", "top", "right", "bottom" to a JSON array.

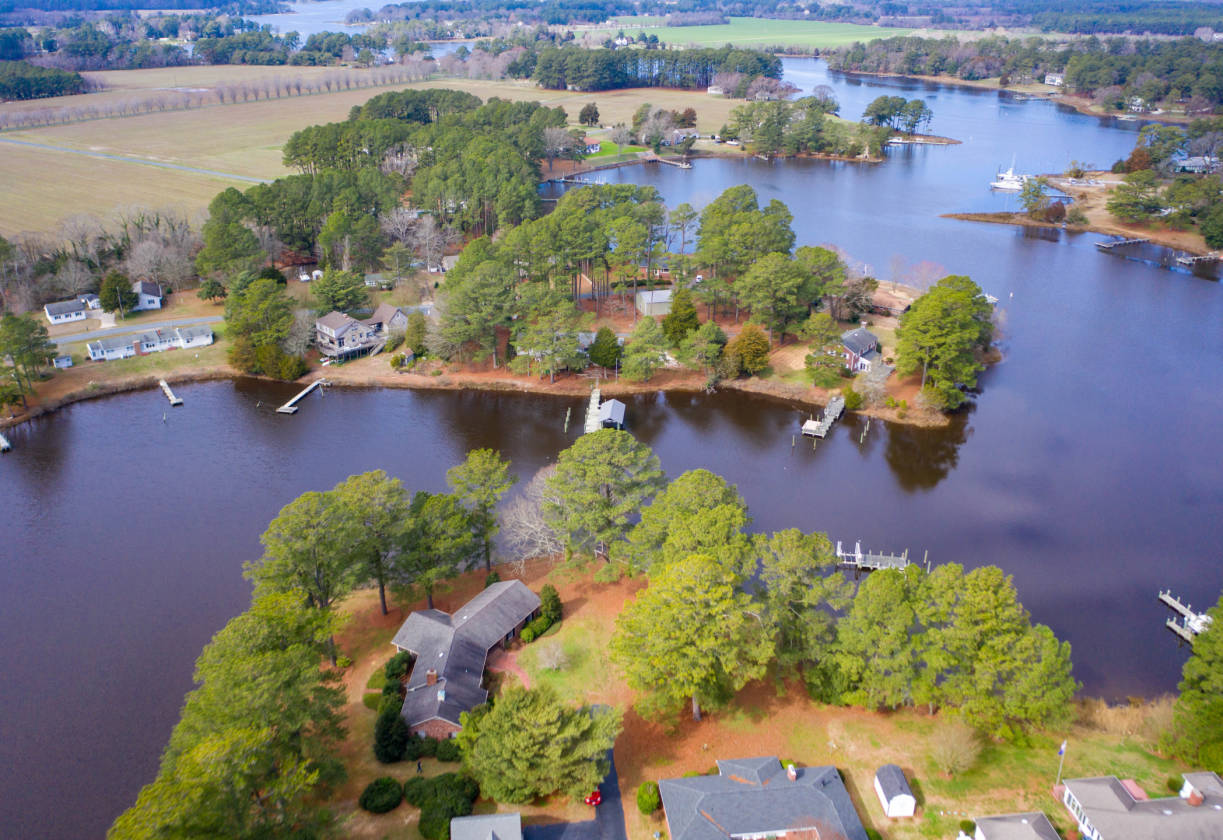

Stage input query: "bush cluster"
[
  {"left": 636, "top": 781, "right": 661, "bottom": 815},
  {"left": 540, "top": 584, "right": 562, "bottom": 623},
  {"left": 359, "top": 776, "right": 404, "bottom": 813},
  {"left": 386, "top": 650, "right": 414, "bottom": 683},
  {"left": 403, "top": 773, "right": 480, "bottom": 840},
  {"left": 520, "top": 614, "right": 553, "bottom": 644}
]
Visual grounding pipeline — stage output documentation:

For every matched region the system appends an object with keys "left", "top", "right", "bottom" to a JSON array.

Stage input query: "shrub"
[
  {"left": 405, "top": 772, "right": 480, "bottom": 839},
  {"left": 637, "top": 781, "right": 661, "bottom": 814},
  {"left": 374, "top": 707, "right": 409, "bottom": 763},
  {"left": 485, "top": 571, "right": 501, "bottom": 587},
  {"left": 1067, "top": 207, "right": 1089, "bottom": 225},
  {"left": 366, "top": 668, "right": 388, "bottom": 692},
  {"left": 386, "top": 650, "right": 414, "bottom": 682},
  {"left": 865, "top": 830, "right": 882, "bottom": 840},
  {"left": 363, "top": 693, "right": 382, "bottom": 711},
  {"left": 419, "top": 806, "right": 454, "bottom": 840},
  {"left": 521, "top": 627, "right": 537, "bottom": 644},
  {"left": 540, "top": 584, "right": 562, "bottom": 623},
  {"left": 527, "top": 615, "right": 553, "bottom": 637},
  {"left": 360, "top": 777, "right": 404, "bottom": 813},
  {"left": 436, "top": 737, "right": 462, "bottom": 762},
  {"left": 390, "top": 352, "right": 407, "bottom": 369},
  {"left": 959, "top": 820, "right": 976, "bottom": 833},
  {"left": 1168, "top": 776, "right": 1183, "bottom": 793},
  {"left": 336, "top": 654, "right": 352, "bottom": 668},
  {"left": 383, "top": 679, "right": 406, "bottom": 698},
  {"left": 931, "top": 722, "right": 981, "bottom": 775},
  {"left": 380, "top": 694, "right": 402, "bottom": 715},
  {"left": 419, "top": 736, "right": 439, "bottom": 757},
  {"left": 841, "top": 386, "right": 864, "bottom": 411}
]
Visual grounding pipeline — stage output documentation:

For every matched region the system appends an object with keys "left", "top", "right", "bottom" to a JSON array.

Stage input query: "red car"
[{"left": 584, "top": 790, "right": 602, "bottom": 807}]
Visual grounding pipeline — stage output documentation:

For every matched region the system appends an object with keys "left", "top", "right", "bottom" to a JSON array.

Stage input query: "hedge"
[
  {"left": 436, "top": 737, "right": 462, "bottom": 762},
  {"left": 374, "top": 708, "right": 409, "bottom": 763},
  {"left": 359, "top": 777, "right": 404, "bottom": 813}
]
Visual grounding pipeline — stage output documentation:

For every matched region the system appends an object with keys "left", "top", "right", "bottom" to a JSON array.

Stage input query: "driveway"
[
  {"left": 51, "top": 316, "right": 223, "bottom": 346},
  {"left": 523, "top": 748, "right": 627, "bottom": 840}
]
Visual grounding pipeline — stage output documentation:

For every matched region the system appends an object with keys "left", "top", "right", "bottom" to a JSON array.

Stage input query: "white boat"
[{"left": 990, "top": 166, "right": 1030, "bottom": 191}]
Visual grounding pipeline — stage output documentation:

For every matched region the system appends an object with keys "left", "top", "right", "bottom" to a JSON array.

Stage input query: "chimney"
[
  {"left": 786, "top": 764, "right": 797, "bottom": 781},
  {"left": 425, "top": 668, "right": 437, "bottom": 686},
  {"left": 1188, "top": 790, "right": 1204, "bottom": 807}
]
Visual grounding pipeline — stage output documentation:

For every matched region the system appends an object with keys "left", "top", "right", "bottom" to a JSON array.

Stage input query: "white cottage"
[
  {"left": 44, "top": 299, "right": 88, "bottom": 324},
  {"left": 131, "top": 281, "right": 164, "bottom": 311},
  {"left": 635, "top": 288, "right": 672, "bottom": 317},
  {"left": 874, "top": 764, "right": 916, "bottom": 818}
]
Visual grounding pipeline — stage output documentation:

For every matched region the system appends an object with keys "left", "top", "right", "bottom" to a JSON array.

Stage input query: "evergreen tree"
[
  {"left": 612, "top": 553, "right": 775, "bottom": 720},
  {"left": 621, "top": 316, "right": 669, "bottom": 382},
  {"left": 579, "top": 103, "right": 600, "bottom": 126},
  {"left": 895, "top": 275, "right": 992, "bottom": 410},
  {"left": 312, "top": 268, "right": 368, "bottom": 313},
  {"left": 447, "top": 449, "right": 517, "bottom": 572},
  {"left": 724, "top": 323, "right": 771, "bottom": 376},
  {"left": 98, "top": 270, "right": 137, "bottom": 315},
  {"left": 587, "top": 326, "right": 622, "bottom": 370},
  {"left": 661, "top": 286, "right": 699, "bottom": 345},
  {"left": 1166, "top": 592, "right": 1223, "bottom": 772}
]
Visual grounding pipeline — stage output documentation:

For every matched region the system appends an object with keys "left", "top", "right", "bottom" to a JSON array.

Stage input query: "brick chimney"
[
  {"left": 425, "top": 668, "right": 437, "bottom": 686},
  {"left": 786, "top": 764, "right": 797, "bottom": 781},
  {"left": 1188, "top": 789, "right": 1204, "bottom": 807}
]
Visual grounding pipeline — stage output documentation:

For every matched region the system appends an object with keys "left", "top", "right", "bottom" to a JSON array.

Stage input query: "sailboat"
[{"left": 990, "top": 157, "right": 1031, "bottom": 191}]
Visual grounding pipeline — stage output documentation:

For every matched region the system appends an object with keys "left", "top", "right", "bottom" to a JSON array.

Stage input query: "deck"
[
  {"left": 801, "top": 395, "right": 846, "bottom": 439},
  {"left": 835, "top": 540, "right": 920, "bottom": 573}
]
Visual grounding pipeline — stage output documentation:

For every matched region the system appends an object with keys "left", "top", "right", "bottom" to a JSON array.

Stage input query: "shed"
[
  {"left": 874, "top": 764, "right": 916, "bottom": 818},
  {"left": 53, "top": 355, "right": 73, "bottom": 369},
  {"left": 635, "top": 288, "right": 672, "bottom": 317}
]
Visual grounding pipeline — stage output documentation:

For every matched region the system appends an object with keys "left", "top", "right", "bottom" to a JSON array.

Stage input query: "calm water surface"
[{"left": 3, "top": 58, "right": 1223, "bottom": 838}]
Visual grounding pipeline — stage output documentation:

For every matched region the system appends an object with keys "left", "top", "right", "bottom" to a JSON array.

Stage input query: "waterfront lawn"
[
  {"left": 587, "top": 141, "right": 646, "bottom": 158},
  {"left": 583, "top": 17, "right": 914, "bottom": 49},
  {"left": 57, "top": 323, "right": 228, "bottom": 376}
]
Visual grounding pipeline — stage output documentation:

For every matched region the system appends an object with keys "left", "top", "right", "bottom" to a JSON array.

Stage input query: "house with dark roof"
[
  {"left": 44, "top": 298, "right": 88, "bottom": 324},
  {"left": 131, "top": 281, "right": 164, "bottom": 311},
  {"left": 840, "top": 327, "right": 880, "bottom": 372},
  {"left": 391, "top": 580, "right": 541, "bottom": 738},
  {"left": 658, "top": 757, "right": 869, "bottom": 840},
  {"left": 873, "top": 764, "right": 915, "bottom": 818},
  {"left": 968, "top": 812, "right": 1059, "bottom": 840},
  {"left": 363, "top": 303, "right": 409, "bottom": 336},
  {"left": 451, "top": 813, "right": 522, "bottom": 840},
  {"left": 1061, "top": 771, "right": 1223, "bottom": 840}
]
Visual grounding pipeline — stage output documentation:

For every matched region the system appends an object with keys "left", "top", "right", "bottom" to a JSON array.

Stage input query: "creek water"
[{"left": 3, "top": 56, "right": 1223, "bottom": 838}]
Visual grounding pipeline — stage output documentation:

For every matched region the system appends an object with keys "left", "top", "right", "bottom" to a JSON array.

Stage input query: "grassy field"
[
  {"left": 0, "top": 71, "right": 746, "bottom": 235},
  {"left": 578, "top": 17, "right": 914, "bottom": 49}
]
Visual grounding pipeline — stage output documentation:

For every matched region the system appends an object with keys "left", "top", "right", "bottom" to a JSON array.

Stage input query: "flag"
[{"left": 1058, "top": 740, "right": 1067, "bottom": 756}]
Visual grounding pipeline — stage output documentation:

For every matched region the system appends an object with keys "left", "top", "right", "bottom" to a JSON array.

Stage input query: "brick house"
[{"left": 391, "top": 580, "right": 541, "bottom": 738}]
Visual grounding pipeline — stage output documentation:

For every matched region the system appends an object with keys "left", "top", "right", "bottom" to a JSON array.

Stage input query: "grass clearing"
[{"left": 578, "top": 18, "right": 914, "bottom": 49}]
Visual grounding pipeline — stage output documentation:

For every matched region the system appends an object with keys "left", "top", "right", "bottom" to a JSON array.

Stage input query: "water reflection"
[{"left": 884, "top": 413, "right": 971, "bottom": 492}]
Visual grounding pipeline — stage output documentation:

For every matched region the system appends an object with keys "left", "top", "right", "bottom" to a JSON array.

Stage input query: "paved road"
[
  {"left": 0, "top": 137, "right": 271, "bottom": 184},
  {"left": 524, "top": 749, "right": 628, "bottom": 840},
  {"left": 51, "top": 315, "right": 223, "bottom": 346}
]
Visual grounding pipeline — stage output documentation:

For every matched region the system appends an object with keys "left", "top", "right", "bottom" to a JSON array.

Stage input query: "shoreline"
[
  {"left": 943, "top": 210, "right": 1211, "bottom": 255},
  {"left": 0, "top": 357, "right": 952, "bottom": 433},
  {"left": 830, "top": 68, "right": 1194, "bottom": 126}
]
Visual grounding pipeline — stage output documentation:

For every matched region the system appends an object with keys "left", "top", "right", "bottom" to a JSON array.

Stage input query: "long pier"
[
  {"left": 0, "top": 432, "right": 10, "bottom": 453},
  {"left": 584, "top": 386, "right": 603, "bottom": 434},
  {"left": 1096, "top": 237, "right": 1149, "bottom": 250},
  {"left": 835, "top": 540, "right": 922, "bottom": 573},
  {"left": 648, "top": 155, "right": 693, "bottom": 169},
  {"left": 277, "top": 379, "right": 327, "bottom": 414},
  {"left": 158, "top": 379, "right": 182, "bottom": 406},
  {"left": 1159, "top": 590, "right": 1214, "bottom": 643},
  {"left": 801, "top": 395, "right": 846, "bottom": 438}
]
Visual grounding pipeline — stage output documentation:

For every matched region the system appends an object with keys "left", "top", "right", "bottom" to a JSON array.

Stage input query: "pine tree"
[{"left": 661, "top": 287, "right": 699, "bottom": 345}]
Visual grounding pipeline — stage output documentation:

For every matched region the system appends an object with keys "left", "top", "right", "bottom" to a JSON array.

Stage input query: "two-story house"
[{"left": 315, "top": 311, "right": 379, "bottom": 358}]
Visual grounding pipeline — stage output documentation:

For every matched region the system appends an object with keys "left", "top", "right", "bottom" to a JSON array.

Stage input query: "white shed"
[
  {"left": 874, "top": 764, "right": 915, "bottom": 818},
  {"left": 635, "top": 288, "right": 672, "bottom": 317}
]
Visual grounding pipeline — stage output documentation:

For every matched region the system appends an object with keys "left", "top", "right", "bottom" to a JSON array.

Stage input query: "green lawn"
[
  {"left": 588, "top": 141, "right": 646, "bottom": 158},
  {"left": 60, "top": 323, "right": 228, "bottom": 373},
  {"left": 517, "top": 618, "right": 619, "bottom": 703},
  {"left": 588, "top": 17, "right": 914, "bottom": 49}
]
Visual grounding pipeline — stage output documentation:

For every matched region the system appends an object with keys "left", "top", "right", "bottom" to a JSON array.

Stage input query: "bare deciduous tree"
[
  {"left": 930, "top": 721, "right": 981, "bottom": 776},
  {"left": 500, "top": 466, "right": 564, "bottom": 570}
]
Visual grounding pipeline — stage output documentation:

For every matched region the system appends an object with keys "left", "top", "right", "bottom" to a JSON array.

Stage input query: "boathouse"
[{"left": 391, "top": 581, "right": 541, "bottom": 738}]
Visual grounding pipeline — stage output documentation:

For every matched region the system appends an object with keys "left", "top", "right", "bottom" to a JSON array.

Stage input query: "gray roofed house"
[
  {"left": 363, "top": 302, "right": 409, "bottom": 336},
  {"left": 1062, "top": 771, "right": 1223, "bottom": 840},
  {"left": 972, "top": 812, "right": 1060, "bottom": 840},
  {"left": 874, "top": 764, "right": 915, "bottom": 818},
  {"left": 131, "top": 280, "right": 164, "bottom": 311},
  {"left": 841, "top": 327, "right": 881, "bottom": 372},
  {"left": 451, "top": 813, "right": 522, "bottom": 840},
  {"left": 44, "top": 298, "right": 88, "bottom": 324},
  {"left": 315, "top": 310, "right": 380, "bottom": 358},
  {"left": 659, "top": 757, "right": 869, "bottom": 840},
  {"left": 392, "top": 580, "right": 541, "bottom": 738}
]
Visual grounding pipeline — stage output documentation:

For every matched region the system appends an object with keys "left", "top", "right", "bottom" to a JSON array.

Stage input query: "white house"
[
  {"left": 1062, "top": 771, "right": 1223, "bottom": 840},
  {"left": 44, "top": 299, "right": 88, "bottom": 325},
  {"left": 970, "top": 812, "right": 1059, "bottom": 840},
  {"left": 79, "top": 293, "right": 101, "bottom": 310},
  {"left": 873, "top": 764, "right": 915, "bottom": 818},
  {"left": 131, "top": 281, "right": 164, "bottom": 311},
  {"left": 635, "top": 288, "right": 673, "bottom": 317},
  {"left": 1044, "top": 73, "right": 1065, "bottom": 87},
  {"left": 86, "top": 325, "right": 214, "bottom": 362},
  {"left": 53, "top": 355, "right": 73, "bottom": 369}
]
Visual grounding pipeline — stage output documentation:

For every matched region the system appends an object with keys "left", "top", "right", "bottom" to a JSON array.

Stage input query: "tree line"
[
  {"left": 830, "top": 34, "right": 1223, "bottom": 110},
  {"left": 0, "top": 59, "right": 84, "bottom": 99},
  {"left": 529, "top": 43, "right": 782, "bottom": 91}
]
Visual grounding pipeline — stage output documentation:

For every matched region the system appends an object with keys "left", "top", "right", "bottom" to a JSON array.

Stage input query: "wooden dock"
[
  {"left": 649, "top": 155, "right": 693, "bottom": 169},
  {"left": 1159, "top": 589, "right": 1214, "bottom": 643},
  {"left": 158, "top": 379, "right": 182, "bottom": 406},
  {"left": 835, "top": 540, "right": 921, "bottom": 573},
  {"left": 1096, "top": 237, "right": 1149, "bottom": 250},
  {"left": 0, "top": 432, "right": 10, "bottom": 453},
  {"left": 801, "top": 395, "right": 846, "bottom": 438},
  {"left": 277, "top": 379, "right": 327, "bottom": 414},
  {"left": 1176, "top": 252, "right": 1219, "bottom": 266}
]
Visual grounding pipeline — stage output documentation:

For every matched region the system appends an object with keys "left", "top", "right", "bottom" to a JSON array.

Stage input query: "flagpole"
[{"left": 1056, "top": 740, "right": 1067, "bottom": 785}]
